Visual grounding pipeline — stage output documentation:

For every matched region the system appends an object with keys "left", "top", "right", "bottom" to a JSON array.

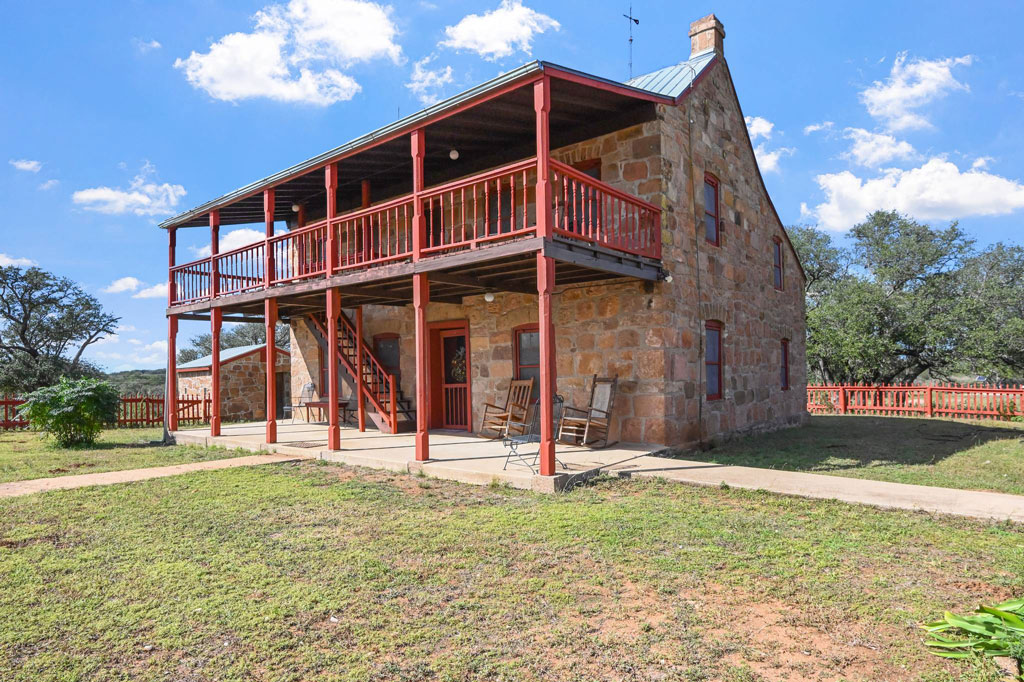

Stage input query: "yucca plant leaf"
[
  {"left": 993, "top": 598, "right": 1024, "bottom": 612},
  {"left": 979, "top": 606, "right": 1024, "bottom": 630},
  {"left": 943, "top": 612, "right": 999, "bottom": 636}
]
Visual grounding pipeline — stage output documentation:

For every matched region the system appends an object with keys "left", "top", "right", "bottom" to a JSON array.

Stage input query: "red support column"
[
  {"left": 167, "top": 315, "right": 178, "bottom": 432},
  {"left": 413, "top": 273, "right": 429, "bottom": 461},
  {"left": 355, "top": 306, "right": 366, "bottom": 432},
  {"left": 210, "top": 307, "right": 222, "bottom": 437},
  {"left": 326, "top": 288, "right": 341, "bottom": 450},
  {"left": 325, "top": 163, "right": 338, "bottom": 272},
  {"left": 534, "top": 77, "right": 552, "bottom": 239},
  {"left": 167, "top": 227, "right": 178, "bottom": 433},
  {"left": 361, "top": 180, "right": 372, "bottom": 263},
  {"left": 264, "top": 189, "right": 275, "bottom": 287},
  {"left": 411, "top": 130, "right": 425, "bottom": 261},
  {"left": 209, "top": 211, "right": 220, "bottom": 299},
  {"left": 265, "top": 298, "right": 278, "bottom": 443},
  {"left": 537, "top": 254, "right": 556, "bottom": 475}
]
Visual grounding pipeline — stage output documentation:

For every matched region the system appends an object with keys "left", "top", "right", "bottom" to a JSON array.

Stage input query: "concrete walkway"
[
  {"left": 0, "top": 453, "right": 306, "bottom": 498},
  {"left": 594, "top": 452, "right": 1024, "bottom": 524}
]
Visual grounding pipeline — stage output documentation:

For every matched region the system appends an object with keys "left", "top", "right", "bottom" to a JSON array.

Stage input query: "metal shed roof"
[
  {"left": 159, "top": 58, "right": 684, "bottom": 231},
  {"left": 177, "top": 344, "right": 288, "bottom": 370},
  {"left": 626, "top": 50, "right": 716, "bottom": 98}
]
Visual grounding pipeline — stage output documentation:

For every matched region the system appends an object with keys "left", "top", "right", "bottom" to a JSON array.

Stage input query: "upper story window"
[
  {"left": 705, "top": 320, "right": 723, "bottom": 400},
  {"left": 772, "top": 237, "right": 784, "bottom": 290},
  {"left": 780, "top": 338, "right": 790, "bottom": 390},
  {"left": 704, "top": 174, "right": 720, "bottom": 246},
  {"left": 513, "top": 324, "right": 541, "bottom": 401}
]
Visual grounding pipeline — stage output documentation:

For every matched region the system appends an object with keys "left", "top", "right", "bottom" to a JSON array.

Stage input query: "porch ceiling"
[{"left": 168, "top": 77, "right": 658, "bottom": 230}]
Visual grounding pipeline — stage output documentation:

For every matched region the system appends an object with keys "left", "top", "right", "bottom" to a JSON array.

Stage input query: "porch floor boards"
[{"left": 170, "top": 421, "right": 653, "bottom": 492}]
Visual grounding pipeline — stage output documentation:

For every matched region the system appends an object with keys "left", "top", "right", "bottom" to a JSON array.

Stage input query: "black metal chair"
[{"left": 502, "top": 395, "right": 565, "bottom": 473}]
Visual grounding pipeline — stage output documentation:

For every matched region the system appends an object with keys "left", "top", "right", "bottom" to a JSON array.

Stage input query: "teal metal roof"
[
  {"left": 177, "top": 344, "right": 287, "bottom": 370},
  {"left": 626, "top": 50, "right": 716, "bottom": 98}
]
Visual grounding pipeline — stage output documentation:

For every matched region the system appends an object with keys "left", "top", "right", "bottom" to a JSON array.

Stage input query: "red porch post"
[
  {"left": 534, "top": 75, "right": 556, "bottom": 475},
  {"left": 537, "top": 255, "right": 556, "bottom": 475},
  {"left": 534, "top": 76, "right": 552, "bottom": 239},
  {"left": 209, "top": 210, "right": 220, "bottom": 298},
  {"left": 326, "top": 288, "right": 341, "bottom": 450},
  {"left": 413, "top": 274, "right": 429, "bottom": 461},
  {"left": 355, "top": 306, "right": 366, "bottom": 432},
  {"left": 326, "top": 162, "right": 338, "bottom": 272},
  {"left": 265, "top": 298, "right": 278, "bottom": 443},
  {"left": 166, "top": 227, "right": 178, "bottom": 432},
  {"left": 411, "top": 129, "right": 425, "bottom": 261},
  {"left": 167, "top": 315, "right": 178, "bottom": 432},
  {"left": 264, "top": 189, "right": 275, "bottom": 287},
  {"left": 210, "top": 307, "right": 222, "bottom": 436}
]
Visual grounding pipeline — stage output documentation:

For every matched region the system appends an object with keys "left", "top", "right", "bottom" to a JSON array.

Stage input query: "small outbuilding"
[{"left": 177, "top": 344, "right": 290, "bottom": 422}]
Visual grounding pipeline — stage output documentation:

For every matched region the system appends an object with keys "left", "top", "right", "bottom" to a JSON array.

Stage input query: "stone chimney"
[{"left": 689, "top": 14, "right": 725, "bottom": 57}]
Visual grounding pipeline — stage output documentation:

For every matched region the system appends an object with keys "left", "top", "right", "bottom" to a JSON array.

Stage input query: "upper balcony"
[
  {"left": 169, "top": 157, "right": 661, "bottom": 309},
  {"left": 162, "top": 63, "right": 680, "bottom": 316}
]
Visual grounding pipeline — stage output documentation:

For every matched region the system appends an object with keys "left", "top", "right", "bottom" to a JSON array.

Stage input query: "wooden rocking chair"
[
  {"left": 480, "top": 378, "right": 534, "bottom": 438},
  {"left": 558, "top": 375, "right": 617, "bottom": 448}
]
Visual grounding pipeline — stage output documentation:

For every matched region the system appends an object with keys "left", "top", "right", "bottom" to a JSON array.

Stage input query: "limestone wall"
[{"left": 177, "top": 349, "right": 290, "bottom": 423}]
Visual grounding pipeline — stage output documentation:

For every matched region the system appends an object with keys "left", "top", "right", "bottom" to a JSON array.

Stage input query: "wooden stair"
[{"left": 304, "top": 313, "right": 415, "bottom": 434}]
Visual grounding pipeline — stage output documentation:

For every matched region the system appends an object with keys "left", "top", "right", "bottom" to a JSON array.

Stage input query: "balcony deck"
[{"left": 168, "top": 158, "right": 663, "bottom": 317}]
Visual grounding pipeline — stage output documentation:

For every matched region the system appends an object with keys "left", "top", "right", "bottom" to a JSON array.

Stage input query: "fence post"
[
  {"left": 925, "top": 385, "right": 934, "bottom": 418},
  {"left": 839, "top": 385, "right": 847, "bottom": 414}
]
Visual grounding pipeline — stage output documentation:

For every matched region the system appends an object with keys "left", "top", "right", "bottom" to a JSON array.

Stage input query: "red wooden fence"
[
  {"left": 0, "top": 393, "right": 212, "bottom": 430},
  {"left": 807, "top": 383, "right": 1024, "bottom": 421}
]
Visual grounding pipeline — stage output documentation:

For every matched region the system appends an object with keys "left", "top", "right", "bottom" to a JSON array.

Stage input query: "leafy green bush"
[
  {"left": 18, "top": 378, "right": 120, "bottom": 447},
  {"left": 923, "top": 598, "right": 1024, "bottom": 677}
]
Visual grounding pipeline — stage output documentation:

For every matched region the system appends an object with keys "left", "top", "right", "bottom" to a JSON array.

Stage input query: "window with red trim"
[
  {"left": 705, "top": 321, "right": 723, "bottom": 400},
  {"left": 780, "top": 338, "right": 790, "bottom": 390},
  {"left": 703, "top": 174, "right": 720, "bottom": 246},
  {"left": 513, "top": 324, "right": 540, "bottom": 401},
  {"left": 772, "top": 238, "right": 784, "bottom": 290}
]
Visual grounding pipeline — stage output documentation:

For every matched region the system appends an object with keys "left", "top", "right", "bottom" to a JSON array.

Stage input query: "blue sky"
[{"left": 2, "top": 0, "right": 1022, "bottom": 370}]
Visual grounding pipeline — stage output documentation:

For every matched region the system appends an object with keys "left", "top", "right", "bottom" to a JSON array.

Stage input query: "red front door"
[{"left": 438, "top": 329, "right": 469, "bottom": 429}]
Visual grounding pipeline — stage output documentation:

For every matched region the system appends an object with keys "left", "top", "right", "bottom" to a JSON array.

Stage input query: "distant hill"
[{"left": 104, "top": 369, "right": 166, "bottom": 395}]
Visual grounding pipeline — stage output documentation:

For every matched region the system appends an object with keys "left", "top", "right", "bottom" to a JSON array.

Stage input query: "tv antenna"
[{"left": 623, "top": 5, "right": 639, "bottom": 79}]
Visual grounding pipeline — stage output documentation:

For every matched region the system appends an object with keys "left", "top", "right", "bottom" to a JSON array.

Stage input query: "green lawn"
[
  {"left": 676, "top": 415, "right": 1024, "bottom": 495},
  {"left": 0, "top": 428, "right": 249, "bottom": 484},
  {"left": 1, "top": 460, "right": 1020, "bottom": 681}
]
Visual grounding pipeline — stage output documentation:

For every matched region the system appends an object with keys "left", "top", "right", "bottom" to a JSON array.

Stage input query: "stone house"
[
  {"left": 177, "top": 344, "right": 290, "bottom": 422},
  {"left": 163, "top": 13, "right": 807, "bottom": 475}
]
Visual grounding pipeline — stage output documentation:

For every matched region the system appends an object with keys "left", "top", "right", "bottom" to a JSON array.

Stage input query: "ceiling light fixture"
[
  {"left": 449, "top": 149, "right": 460, "bottom": 160},
  {"left": 483, "top": 291, "right": 495, "bottom": 302},
  {"left": 291, "top": 204, "right": 301, "bottom": 212}
]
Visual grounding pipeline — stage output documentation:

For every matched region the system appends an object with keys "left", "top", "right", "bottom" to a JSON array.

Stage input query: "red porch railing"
[
  {"left": 333, "top": 196, "right": 415, "bottom": 270},
  {"left": 167, "top": 157, "right": 662, "bottom": 306},
  {"left": 807, "top": 383, "right": 1024, "bottom": 421},
  {"left": 550, "top": 159, "right": 661, "bottom": 259},
  {"left": 1, "top": 393, "right": 212, "bottom": 430},
  {"left": 215, "top": 241, "right": 266, "bottom": 295},
  {"left": 422, "top": 158, "right": 537, "bottom": 254}
]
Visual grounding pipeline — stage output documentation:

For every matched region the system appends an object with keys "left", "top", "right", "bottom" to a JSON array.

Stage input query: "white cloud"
[
  {"left": 803, "top": 121, "right": 833, "bottom": 135},
  {"left": 117, "top": 324, "right": 138, "bottom": 333},
  {"left": 175, "top": 0, "right": 401, "bottom": 106},
  {"left": 753, "top": 143, "right": 794, "bottom": 174},
  {"left": 133, "top": 38, "right": 162, "bottom": 53},
  {"left": 37, "top": 179, "right": 59, "bottom": 190},
  {"left": 73, "top": 162, "right": 186, "bottom": 216},
  {"left": 144, "top": 340, "right": 168, "bottom": 353},
  {"left": 744, "top": 115, "right": 774, "bottom": 141},
  {"left": 861, "top": 53, "right": 973, "bottom": 131},
  {"left": 441, "top": 0, "right": 559, "bottom": 61},
  {"left": 102, "top": 276, "right": 143, "bottom": 294},
  {"left": 127, "top": 338, "right": 143, "bottom": 346},
  {"left": 0, "top": 253, "right": 37, "bottom": 267},
  {"left": 972, "top": 156, "right": 994, "bottom": 170},
  {"left": 191, "top": 228, "right": 267, "bottom": 258},
  {"left": 406, "top": 56, "right": 453, "bottom": 105},
  {"left": 132, "top": 283, "right": 169, "bottom": 299},
  {"left": 841, "top": 127, "right": 917, "bottom": 167},
  {"left": 808, "top": 157, "right": 1024, "bottom": 231},
  {"left": 9, "top": 159, "right": 41, "bottom": 172}
]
